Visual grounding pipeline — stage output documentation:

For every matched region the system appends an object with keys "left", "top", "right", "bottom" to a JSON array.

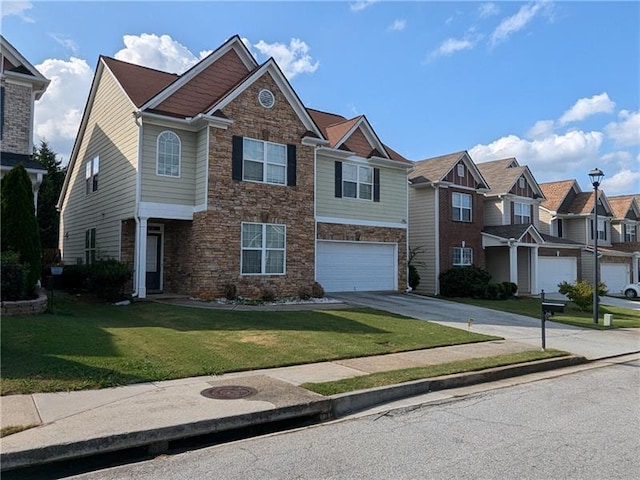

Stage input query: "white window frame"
[
  {"left": 85, "top": 156, "right": 99, "bottom": 194},
  {"left": 452, "top": 192, "right": 472, "bottom": 222},
  {"left": 518, "top": 177, "right": 525, "bottom": 189},
  {"left": 342, "top": 163, "right": 373, "bottom": 201},
  {"left": 514, "top": 202, "right": 531, "bottom": 224},
  {"left": 457, "top": 164, "right": 465, "bottom": 177},
  {"left": 242, "top": 137, "right": 287, "bottom": 185},
  {"left": 597, "top": 218, "right": 607, "bottom": 241},
  {"left": 624, "top": 223, "right": 637, "bottom": 242},
  {"left": 156, "top": 131, "right": 181, "bottom": 177},
  {"left": 453, "top": 247, "right": 473, "bottom": 267},
  {"left": 241, "top": 222, "right": 286, "bottom": 275}
]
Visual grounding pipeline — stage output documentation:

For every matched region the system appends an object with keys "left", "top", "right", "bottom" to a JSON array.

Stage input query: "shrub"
[
  {"left": 298, "top": 285, "right": 313, "bottom": 300},
  {"left": 408, "top": 264, "right": 420, "bottom": 290},
  {"left": 558, "top": 280, "right": 608, "bottom": 311},
  {"left": 439, "top": 266, "right": 492, "bottom": 298},
  {"left": 485, "top": 283, "right": 503, "bottom": 300},
  {"left": 501, "top": 282, "right": 518, "bottom": 299},
  {"left": 61, "top": 264, "right": 91, "bottom": 292},
  {"left": 311, "top": 281, "right": 325, "bottom": 298},
  {"left": 1, "top": 251, "right": 29, "bottom": 301},
  {"left": 88, "top": 259, "right": 133, "bottom": 302},
  {"left": 260, "top": 285, "right": 277, "bottom": 303},
  {"left": 223, "top": 283, "right": 238, "bottom": 301}
]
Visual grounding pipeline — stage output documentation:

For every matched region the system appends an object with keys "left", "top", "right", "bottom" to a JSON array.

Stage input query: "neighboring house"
[
  {"left": 476, "top": 158, "right": 547, "bottom": 295},
  {"left": 57, "top": 35, "right": 411, "bottom": 299},
  {"left": 539, "top": 180, "right": 637, "bottom": 295},
  {"left": 408, "top": 151, "right": 490, "bottom": 295},
  {"left": 0, "top": 35, "right": 49, "bottom": 209},
  {"left": 602, "top": 194, "right": 640, "bottom": 286}
]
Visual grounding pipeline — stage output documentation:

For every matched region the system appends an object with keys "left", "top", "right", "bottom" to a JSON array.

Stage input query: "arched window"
[{"left": 157, "top": 131, "right": 181, "bottom": 177}]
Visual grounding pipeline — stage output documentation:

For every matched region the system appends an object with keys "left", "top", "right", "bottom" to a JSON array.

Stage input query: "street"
[{"left": 70, "top": 360, "right": 640, "bottom": 480}]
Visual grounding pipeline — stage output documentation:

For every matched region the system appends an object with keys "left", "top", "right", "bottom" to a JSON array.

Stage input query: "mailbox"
[{"left": 541, "top": 302, "right": 565, "bottom": 314}]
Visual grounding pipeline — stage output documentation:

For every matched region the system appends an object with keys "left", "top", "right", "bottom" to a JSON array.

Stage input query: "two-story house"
[
  {"left": 0, "top": 35, "right": 49, "bottom": 209},
  {"left": 539, "top": 180, "right": 636, "bottom": 294},
  {"left": 608, "top": 194, "right": 640, "bottom": 287},
  {"left": 408, "top": 151, "right": 489, "bottom": 295},
  {"left": 57, "top": 35, "right": 411, "bottom": 299}
]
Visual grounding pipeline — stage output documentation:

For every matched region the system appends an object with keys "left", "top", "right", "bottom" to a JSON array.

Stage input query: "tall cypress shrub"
[{"left": 1, "top": 164, "right": 42, "bottom": 292}]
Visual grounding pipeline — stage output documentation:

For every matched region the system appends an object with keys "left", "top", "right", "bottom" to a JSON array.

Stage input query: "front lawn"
[
  {"left": 448, "top": 297, "right": 640, "bottom": 329},
  {"left": 0, "top": 294, "right": 499, "bottom": 395}
]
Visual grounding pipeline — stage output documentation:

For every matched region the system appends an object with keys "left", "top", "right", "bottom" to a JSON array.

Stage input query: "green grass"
[
  {"left": 448, "top": 297, "right": 640, "bottom": 329},
  {"left": 302, "top": 349, "right": 569, "bottom": 395},
  {"left": 0, "top": 294, "right": 499, "bottom": 395}
]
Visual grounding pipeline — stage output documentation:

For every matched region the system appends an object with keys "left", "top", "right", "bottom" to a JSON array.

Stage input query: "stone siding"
[
  {"left": 1, "top": 83, "right": 32, "bottom": 155},
  {"left": 1, "top": 289, "right": 48, "bottom": 316}
]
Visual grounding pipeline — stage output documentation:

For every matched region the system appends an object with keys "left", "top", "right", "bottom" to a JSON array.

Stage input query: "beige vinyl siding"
[
  {"left": 611, "top": 223, "right": 623, "bottom": 243},
  {"left": 566, "top": 218, "right": 587, "bottom": 243},
  {"left": 408, "top": 186, "right": 437, "bottom": 295},
  {"left": 140, "top": 124, "right": 197, "bottom": 205},
  {"left": 538, "top": 209, "right": 552, "bottom": 235},
  {"left": 517, "top": 248, "right": 530, "bottom": 293},
  {"left": 316, "top": 155, "right": 407, "bottom": 223},
  {"left": 483, "top": 198, "right": 504, "bottom": 226},
  {"left": 485, "top": 248, "right": 510, "bottom": 284},
  {"left": 194, "top": 127, "right": 209, "bottom": 208},
  {"left": 59, "top": 68, "right": 138, "bottom": 264},
  {"left": 581, "top": 250, "right": 595, "bottom": 284}
]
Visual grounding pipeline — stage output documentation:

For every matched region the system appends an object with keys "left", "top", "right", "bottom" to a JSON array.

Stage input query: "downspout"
[
  {"left": 434, "top": 184, "right": 440, "bottom": 295},
  {"left": 132, "top": 111, "right": 143, "bottom": 298},
  {"left": 313, "top": 144, "right": 318, "bottom": 285}
]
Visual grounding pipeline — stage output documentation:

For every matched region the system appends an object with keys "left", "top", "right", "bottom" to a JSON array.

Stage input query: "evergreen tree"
[
  {"left": 1, "top": 164, "right": 42, "bottom": 290},
  {"left": 33, "top": 140, "right": 66, "bottom": 249}
]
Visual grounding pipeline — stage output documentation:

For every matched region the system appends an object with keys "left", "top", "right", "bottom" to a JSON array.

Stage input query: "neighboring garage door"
[
  {"left": 316, "top": 241, "right": 397, "bottom": 292},
  {"left": 601, "top": 263, "right": 630, "bottom": 295},
  {"left": 538, "top": 257, "right": 577, "bottom": 293}
]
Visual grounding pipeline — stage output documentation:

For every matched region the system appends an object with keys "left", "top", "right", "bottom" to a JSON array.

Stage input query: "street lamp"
[{"left": 589, "top": 167, "right": 604, "bottom": 324}]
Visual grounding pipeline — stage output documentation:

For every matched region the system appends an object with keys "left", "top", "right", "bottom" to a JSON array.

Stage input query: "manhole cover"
[{"left": 201, "top": 386, "right": 257, "bottom": 400}]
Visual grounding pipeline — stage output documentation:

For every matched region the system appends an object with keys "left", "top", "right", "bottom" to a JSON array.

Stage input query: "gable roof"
[
  {"left": 482, "top": 224, "right": 544, "bottom": 244},
  {"left": 476, "top": 157, "right": 544, "bottom": 198},
  {"left": 566, "top": 190, "right": 614, "bottom": 216},
  {"left": 0, "top": 35, "right": 50, "bottom": 99},
  {"left": 409, "top": 150, "right": 489, "bottom": 187},
  {"left": 607, "top": 194, "right": 640, "bottom": 220},
  {"left": 539, "top": 179, "right": 580, "bottom": 211}
]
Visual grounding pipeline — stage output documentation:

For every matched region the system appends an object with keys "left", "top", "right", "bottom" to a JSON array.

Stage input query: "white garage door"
[
  {"left": 601, "top": 263, "right": 630, "bottom": 295},
  {"left": 538, "top": 257, "right": 577, "bottom": 293},
  {"left": 316, "top": 241, "right": 397, "bottom": 292}
]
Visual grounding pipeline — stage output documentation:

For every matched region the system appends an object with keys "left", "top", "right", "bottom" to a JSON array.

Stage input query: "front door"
[{"left": 146, "top": 233, "right": 162, "bottom": 292}]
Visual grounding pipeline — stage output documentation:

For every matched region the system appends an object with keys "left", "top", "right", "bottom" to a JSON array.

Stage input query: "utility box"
[{"left": 604, "top": 313, "right": 613, "bottom": 326}]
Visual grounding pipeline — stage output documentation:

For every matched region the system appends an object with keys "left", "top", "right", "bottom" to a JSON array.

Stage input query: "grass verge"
[
  {"left": 448, "top": 297, "right": 640, "bottom": 329},
  {"left": 0, "top": 424, "right": 38, "bottom": 438},
  {"left": 1, "top": 293, "right": 499, "bottom": 395},
  {"left": 302, "top": 349, "right": 569, "bottom": 395}
]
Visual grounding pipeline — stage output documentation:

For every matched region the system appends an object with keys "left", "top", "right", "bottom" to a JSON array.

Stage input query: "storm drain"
[{"left": 200, "top": 386, "right": 257, "bottom": 400}]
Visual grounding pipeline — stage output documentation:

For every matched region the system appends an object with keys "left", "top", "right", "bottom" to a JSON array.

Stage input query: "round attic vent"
[{"left": 258, "top": 89, "right": 275, "bottom": 108}]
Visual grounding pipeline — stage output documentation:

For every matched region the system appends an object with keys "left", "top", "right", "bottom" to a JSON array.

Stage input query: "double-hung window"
[
  {"left": 453, "top": 247, "right": 473, "bottom": 267},
  {"left": 514, "top": 202, "right": 531, "bottom": 224},
  {"left": 243, "top": 138, "right": 286, "bottom": 185},
  {"left": 241, "top": 223, "right": 286, "bottom": 275},
  {"left": 85, "top": 228, "right": 96, "bottom": 265},
  {"left": 342, "top": 164, "right": 373, "bottom": 200},
  {"left": 452, "top": 192, "right": 472, "bottom": 222},
  {"left": 157, "top": 131, "right": 181, "bottom": 177},
  {"left": 624, "top": 224, "right": 637, "bottom": 242},
  {"left": 85, "top": 156, "right": 99, "bottom": 194}
]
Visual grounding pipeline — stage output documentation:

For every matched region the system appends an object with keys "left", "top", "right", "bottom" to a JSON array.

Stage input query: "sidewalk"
[{"left": 1, "top": 296, "right": 637, "bottom": 472}]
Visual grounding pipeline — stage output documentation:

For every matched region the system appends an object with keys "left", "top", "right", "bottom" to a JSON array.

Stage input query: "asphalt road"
[{"left": 70, "top": 359, "right": 640, "bottom": 480}]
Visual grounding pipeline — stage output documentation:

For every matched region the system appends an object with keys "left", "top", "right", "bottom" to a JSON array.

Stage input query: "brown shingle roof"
[
  {"left": 539, "top": 179, "right": 578, "bottom": 211},
  {"left": 409, "top": 151, "right": 466, "bottom": 183},
  {"left": 607, "top": 195, "right": 636, "bottom": 219},
  {"left": 476, "top": 158, "right": 523, "bottom": 194},
  {"left": 567, "top": 191, "right": 596, "bottom": 215}
]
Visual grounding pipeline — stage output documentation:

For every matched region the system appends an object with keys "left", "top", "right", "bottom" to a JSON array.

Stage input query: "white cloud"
[
  {"left": 34, "top": 57, "right": 93, "bottom": 165},
  {"left": 253, "top": 38, "right": 319, "bottom": 79},
  {"left": 490, "top": 1, "right": 546, "bottom": 46},
  {"left": 559, "top": 92, "right": 615, "bottom": 125},
  {"left": 114, "top": 34, "right": 206, "bottom": 74},
  {"left": 389, "top": 19, "right": 406, "bottom": 32},
  {"left": 479, "top": 2, "right": 500, "bottom": 18},
  {"left": 526, "top": 120, "right": 555, "bottom": 139},
  {"left": 49, "top": 33, "right": 79, "bottom": 55},
  {"left": 605, "top": 110, "right": 640, "bottom": 146},
  {"left": 0, "top": 1, "right": 34, "bottom": 21},
  {"left": 429, "top": 38, "right": 476, "bottom": 60},
  {"left": 350, "top": 0, "right": 378, "bottom": 12},
  {"left": 601, "top": 169, "right": 640, "bottom": 196}
]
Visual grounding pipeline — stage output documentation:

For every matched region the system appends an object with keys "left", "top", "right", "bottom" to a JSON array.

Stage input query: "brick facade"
[
  {"left": 317, "top": 222, "right": 407, "bottom": 290},
  {"left": 1, "top": 83, "right": 31, "bottom": 154}
]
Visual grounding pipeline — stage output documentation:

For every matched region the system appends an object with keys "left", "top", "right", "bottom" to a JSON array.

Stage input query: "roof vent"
[{"left": 258, "top": 89, "right": 275, "bottom": 109}]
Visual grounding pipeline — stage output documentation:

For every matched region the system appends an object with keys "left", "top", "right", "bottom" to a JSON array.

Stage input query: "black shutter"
[
  {"left": 287, "top": 144, "right": 296, "bottom": 186},
  {"left": 232, "top": 136, "right": 243, "bottom": 181},
  {"left": 334, "top": 161, "right": 342, "bottom": 198},
  {"left": 373, "top": 168, "right": 380, "bottom": 202}
]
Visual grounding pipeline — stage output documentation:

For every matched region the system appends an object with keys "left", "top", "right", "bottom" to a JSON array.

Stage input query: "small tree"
[
  {"left": 408, "top": 245, "right": 426, "bottom": 290},
  {"left": 558, "top": 280, "right": 608, "bottom": 311},
  {"left": 34, "top": 141, "right": 66, "bottom": 250},
  {"left": 1, "top": 164, "right": 42, "bottom": 293}
]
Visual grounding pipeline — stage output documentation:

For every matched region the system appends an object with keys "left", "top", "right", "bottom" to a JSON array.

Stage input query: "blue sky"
[{"left": 2, "top": 1, "right": 639, "bottom": 195}]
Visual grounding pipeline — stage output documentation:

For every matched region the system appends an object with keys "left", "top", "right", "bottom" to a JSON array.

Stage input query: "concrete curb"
[{"left": 0, "top": 355, "right": 587, "bottom": 472}]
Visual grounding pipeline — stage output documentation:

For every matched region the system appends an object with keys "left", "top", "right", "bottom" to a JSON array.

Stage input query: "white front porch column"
[
  {"left": 136, "top": 217, "right": 148, "bottom": 299},
  {"left": 530, "top": 246, "right": 539, "bottom": 295},
  {"left": 633, "top": 253, "right": 640, "bottom": 283},
  {"left": 509, "top": 243, "right": 518, "bottom": 291}
]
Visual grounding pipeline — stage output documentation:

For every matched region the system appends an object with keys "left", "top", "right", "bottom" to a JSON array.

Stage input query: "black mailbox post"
[{"left": 540, "top": 297, "right": 565, "bottom": 350}]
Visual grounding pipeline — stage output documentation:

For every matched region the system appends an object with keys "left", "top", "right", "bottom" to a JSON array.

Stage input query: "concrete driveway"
[{"left": 329, "top": 292, "right": 640, "bottom": 360}]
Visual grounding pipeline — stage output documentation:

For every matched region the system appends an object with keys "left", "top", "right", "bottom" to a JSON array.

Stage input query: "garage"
[
  {"left": 316, "top": 241, "right": 397, "bottom": 292},
  {"left": 601, "top": 263, "right": 630, "bottom": 295},
  {"left": 538, "top": 257, "right": 577, "bottom": 293}
]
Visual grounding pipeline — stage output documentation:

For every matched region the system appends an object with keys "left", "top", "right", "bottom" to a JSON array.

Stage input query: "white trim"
[
  {"left": 434, "top": 185, "right": 440, "bottom": 295},
  {"left": 242, "top": 137, "right": 287, "bottom": 186},
  {"left": 333, "top": 116, "right": 390, "bottom": 160},
  {"left": 147, "top": 222, "right": 165, "bottom": 292},
  {"left": 139, "top": 202, "right": 194, "bottom": 220},
  {"left": 203, "top": 126, "right": 210, "bottom": 209},
  {"left": 316, "top": 216, "right": 407, "bottom": 229},
  {"left": 156, "top": 130, "right": 182, "bottom": 178},
  {"left": 240, "top": 222, "right": 286, "bottom": 276}
]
